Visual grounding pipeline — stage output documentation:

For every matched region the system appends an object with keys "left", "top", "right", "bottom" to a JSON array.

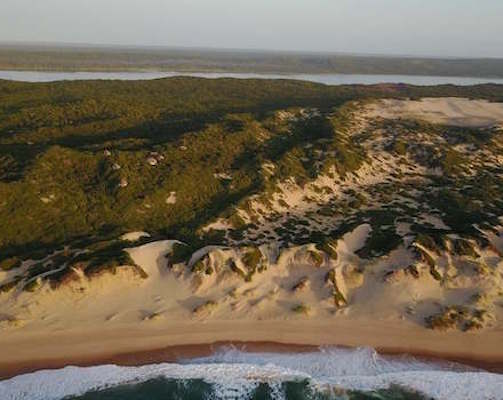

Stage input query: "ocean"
[{"left": 1, "top": 347, "right": 502, "bottom": 400}]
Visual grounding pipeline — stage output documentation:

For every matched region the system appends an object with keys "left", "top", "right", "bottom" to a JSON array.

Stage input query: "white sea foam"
[{"left": 1, "top": 347, "right": 502, "bottom": 400}]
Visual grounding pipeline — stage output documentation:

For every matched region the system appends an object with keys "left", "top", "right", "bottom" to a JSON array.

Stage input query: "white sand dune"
[
  {"left": 120, "top": 231, "right": 151, "bottom": 242},
  {"left": 365, "top": 98, "right": 503, "bottom": 127}
]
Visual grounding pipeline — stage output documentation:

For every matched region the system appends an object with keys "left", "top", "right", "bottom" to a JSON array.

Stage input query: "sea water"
[{"left": 1, "top": 346, "right": 503, "bottom": 400}]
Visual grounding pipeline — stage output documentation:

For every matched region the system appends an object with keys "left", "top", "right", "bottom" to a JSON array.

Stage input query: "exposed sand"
[
  {"left": 1, "top": 97, "right": 503, "bottom": 379},
  {"left": 1, "top": 231, "right": 502, "bottom": 378},
  {"left": 365, "top": 97, "right": 503, "bottom": 127},
  {"left": 120, "top": 231, "right": 151, "bottom": 242},
  {"left": 2, "top": 320, "right": 503, "bottom": 379}
]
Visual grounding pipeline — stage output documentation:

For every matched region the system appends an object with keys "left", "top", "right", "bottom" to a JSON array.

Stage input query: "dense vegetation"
[
  {"left": 2, "top": 44, "right": 503, "bottom": 78},
  {"left": 1, "top": 78, "right": 503, "bottom": 263}
]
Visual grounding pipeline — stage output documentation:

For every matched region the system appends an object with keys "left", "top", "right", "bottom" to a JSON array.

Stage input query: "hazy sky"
[{"left": 1, "top": 0, "right": 502, "bottom": 58}]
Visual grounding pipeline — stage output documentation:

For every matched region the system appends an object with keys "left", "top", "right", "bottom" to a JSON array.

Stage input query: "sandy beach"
[{"left": 1, "top": 318, "right": 503, "bottom": 379}]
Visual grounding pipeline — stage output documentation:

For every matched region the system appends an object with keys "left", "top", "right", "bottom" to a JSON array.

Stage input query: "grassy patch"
[{"left": 292, "top": 303, "right": 311, "bottom": 315}]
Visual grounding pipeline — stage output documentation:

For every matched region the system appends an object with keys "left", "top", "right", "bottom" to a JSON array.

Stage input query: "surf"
[{"left": 1, "top": 346, "right": 502, "bottom": 400}]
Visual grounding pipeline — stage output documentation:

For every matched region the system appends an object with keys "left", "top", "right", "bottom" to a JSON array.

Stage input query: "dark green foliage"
[
  {"left": 425, "top": 305, "right": 488, "bottom": 332},
  {"left": 83, "top": 247, "right": 139, "bottom": 278},
  {"left": 228, "top": 213, "right": 247, "bottom": 230},
  {"left": 23, "top": 279, "right": 40, "bottom": 292},
  {"left": 307, "top": 249, "right": 324, "bottom": 267},
  {"left": 46, "top": 266, "right": 81, "bottom": 289},
  {"left": 167, "top": 242, "right": 193, "bottom": 265},
  {"left": 192, "top": 260, "right": 206, "bottom": 274},
  {"left": 242, "top": 247, "right": 263, "bottom": 272},
  {"left": 229, "top": 260, "right": 246, "bottom": 280},
  {"left": 0, "top": 277, "right": 20, "bottom": 293},
  {"left": 451, "top": 239, "right": 479, "bottom": 258},
  {"left": 440, "top": 148, "right": 466, "bottom": 176},
  {"left": 0, "top": 257, "right": 21, "bottom": 271},
  {"left": 392, "top": 139, "right": 408, "bottom": 155},
  {"left": 292, "top": 303, "right": 310, "bottom": 314},
  {"left": 405, "top": 264, "right": 420, "bottom": 279},
  {"left": 0, "top": 78, "right": 502, "bottom": 264},
  {"left": 357, "top": 227, "right": 402, "bottom": 259},
  {"left": 191, "top": 258, "right": 213, "bottom": 275},
  {"left": 353, "top": 209, "right": 403, "bottom": 259},
  {"left": 326, "top": 269, "right": 347, "bottom": 307},
  {"left": 414, "top": 233, "right": 446, "bottom": 254},
  {"left": 429, "top": 266, "right": 442, "bottom": 281},
  {"left": 441, "top": 125, "right": 497, "bottom": 147},
  {"left": 426, "top": 169, "right": 503, "bottom": 241},
  {"left": 316, "top": 239, "right": 338, "bottom": 260}
]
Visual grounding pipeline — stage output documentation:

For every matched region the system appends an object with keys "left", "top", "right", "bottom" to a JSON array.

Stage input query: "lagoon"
[{"left": 2, "top": 70, "right": 503, "bottom": 86}]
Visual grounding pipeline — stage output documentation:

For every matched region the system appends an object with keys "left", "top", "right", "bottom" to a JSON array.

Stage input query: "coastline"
[{"left": 1, "top": 319, "right": 503, "bottom": 380}]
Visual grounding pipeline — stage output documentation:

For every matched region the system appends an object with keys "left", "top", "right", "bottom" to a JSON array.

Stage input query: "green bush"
[
  {"left": 292, "top": 303, "right": 310, "bottom": 314},
  {"left": 0, "top": 257, "right": 21, "bottom": 271},
  {"left": 316, "top": 239, "right": 338, "bottom": 260},
  {"left": 242, "top": 247, "right": 263, "bottom": 272}
]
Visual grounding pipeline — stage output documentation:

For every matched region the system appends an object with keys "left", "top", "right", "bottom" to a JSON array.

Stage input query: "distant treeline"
[{"left": 1, "top": 44, "right": 503, "bottom": 78}]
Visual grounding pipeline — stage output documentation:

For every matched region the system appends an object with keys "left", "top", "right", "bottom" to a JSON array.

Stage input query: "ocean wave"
[{"left": 1, "top": 346, "right": 502, "bottom": 400}]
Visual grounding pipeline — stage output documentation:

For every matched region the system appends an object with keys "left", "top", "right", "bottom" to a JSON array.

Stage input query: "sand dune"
[
  {"left": 1, "top": 97, "right": 503, "bottom": 377},
  {"left": 365, "top": 97, "right": 503, "bottom": 127}
]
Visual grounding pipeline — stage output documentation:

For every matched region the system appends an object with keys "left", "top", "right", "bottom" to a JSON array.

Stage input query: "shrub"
[
  {"left": 0, "top": 257, "right": 21, "bottom": 271},
  {"left": 292, "top": 277, "right": 309, "bottom": 292},
  {"left": 307, "top": 250, "right": 324, "bottom": 267},
  {"left": 357, "top": 228, "right": 402, "bottom": 259},
  {"left": 451, "top": 239, "right": 479, "bottom": 258},
  {"left": 325, "top": 269, "right": 347, "bottom": 307},
  {"left": 292, "top": 303, "right": 310, "bottom": 314},
  {"left": 23, "top": 279, "right": 41, "bottom": 292},
  {"left": 425, "top": 308, "right": 461, "bottom": 330},
  {"left": 167, "top": 242, "right": 193, "bottom": 265},
  {"left": 229, "top": 260, "right": 246, "bottom": 280},
  {"left": 192, "top": 258, "right": 213, "bottom": 275},
  {"left": 393, "top": 139, "right": 407, "bottom": 155},
  {"left": 405, "top": 264, "right": 420, "bottom": 279},
  {"left": 414, "top": 233, "right": 444, "bottom": 254},
  {"left": 0, "top": 278, "right": 20, "bottom": 293},
  {"left": 429, "top": 266, "right": 442, "bottom": 281},
  {"left": 316, "top": 239, "right": 338, "bottom": 260},
  {"left": 242, "top": 247, "right": 263, "bottom": 272},
  {"left": 193, "top": 300, "right": 217, "bottom": 315}
]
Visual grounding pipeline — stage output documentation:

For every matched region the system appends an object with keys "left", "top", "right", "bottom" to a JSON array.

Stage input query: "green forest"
[
  {"left": 1, "top": 77, "right": 503, "bottom": 264},
  {"left": 2, "top": 44, "right": 503, "bottom": 78}
]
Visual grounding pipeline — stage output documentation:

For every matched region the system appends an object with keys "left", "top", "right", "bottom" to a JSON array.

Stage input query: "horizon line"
[{"left": 1, "top": 40, "right": 502, "bottom": 61}]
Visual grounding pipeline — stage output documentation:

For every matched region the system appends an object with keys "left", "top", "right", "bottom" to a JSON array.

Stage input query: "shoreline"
[
  {"left": 2, "top": 70, "right": 503, "bottom": 86},
  {"left": 2, "top": 340, "right": 503, "bottom": 381},
  {"left": 1, "top": 319, "right": 503, "bottom": 380}
]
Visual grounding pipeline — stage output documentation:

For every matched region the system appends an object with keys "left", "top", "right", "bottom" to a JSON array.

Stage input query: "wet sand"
[{"left": 1, "top": 319, "right": 502, "bottom": 379}]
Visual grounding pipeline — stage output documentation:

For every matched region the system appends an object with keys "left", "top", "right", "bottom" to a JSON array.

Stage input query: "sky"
[{"left": 0, "top": 0, "right": 502, "bottom": 58}]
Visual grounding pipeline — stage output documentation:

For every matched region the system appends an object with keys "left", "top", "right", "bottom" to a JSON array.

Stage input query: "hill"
[{"left": 0, "top": 78, "right": 503, "bottom": 343}]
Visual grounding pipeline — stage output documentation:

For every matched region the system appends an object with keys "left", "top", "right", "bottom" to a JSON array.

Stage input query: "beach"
[
  {"left": 1, "top": 318, "right": 503, "bottom": 380},
  {"left": 2, "top": 210, "right": 503, "bottom": 380}
]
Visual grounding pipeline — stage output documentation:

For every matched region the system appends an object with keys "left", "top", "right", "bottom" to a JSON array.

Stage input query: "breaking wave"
[{"left": 1, "top": 346, "right": 502, "bottom": 400}]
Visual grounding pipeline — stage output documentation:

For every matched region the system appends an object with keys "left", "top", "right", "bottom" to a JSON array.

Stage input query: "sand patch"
[
  {"left": 120, "top": 232, "right": 151, "bottom": 242},
  {"left": 165, "top": 192, "right": 177, "bottom": 205},
  {"left": 365, "top": 98, "right": 503, "bottom": 127}
]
